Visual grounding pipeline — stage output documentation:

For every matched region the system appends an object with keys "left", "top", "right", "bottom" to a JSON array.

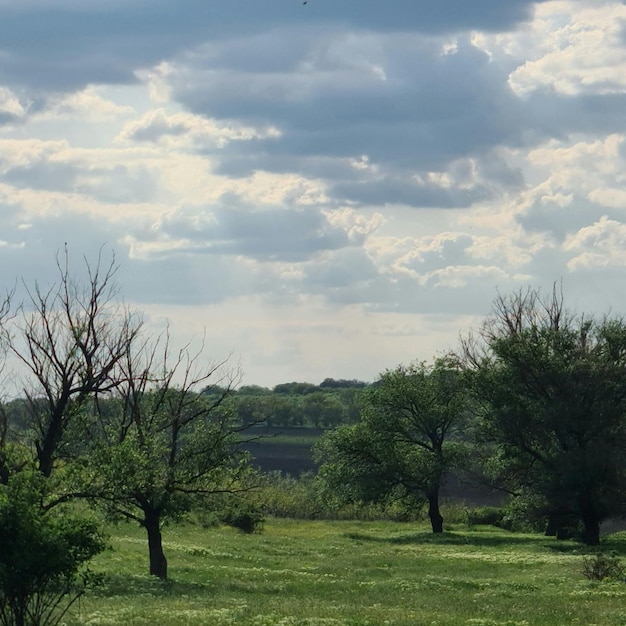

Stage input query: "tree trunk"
[
  {"left": 12, "top": 602, "right": 25, "bottom": 626},
  {"left": 580, "top": 509, "right": 600, "bottom": 546},
  {"left": 544, "top": 514, "right": 558, "bottom": 537},
  {"left": 144, "top": 511, "right": 167, "bottom": 579},
  {"left": 427, "top": 489, "right": 444, "bottom": 533},
  {"left": 37, "top": 404, "right": 66, "bottom": 478}
]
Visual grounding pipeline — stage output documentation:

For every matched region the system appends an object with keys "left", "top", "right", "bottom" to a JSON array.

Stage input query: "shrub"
[
  {"left": 464, "top": 506, "right": 506, "bottom": 528},
  {"left": 221, "top": 504, "right": 265, "bottom": 534},
  {"left": 0, "top": 472, "right": 106, "bottom": 626},
  {"left": 582, "top": 551, "right": 625, "bottom": 582},
  {"left": 257, "top": 472, "right": 322, "bottom": 520},
  {"left": 500, "top": 493, "right": 549, "bottom": 533}
]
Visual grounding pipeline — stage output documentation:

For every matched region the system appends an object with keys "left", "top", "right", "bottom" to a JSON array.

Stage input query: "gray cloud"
[
  {"left": 0, "top": 212, "right": 121, "bottom": 290},
  {"left": 0, "top": 0, "right": 544, "bottom": 96},
  {"left": 2, "top": 160, "right": 158, "bottom": 204},
  {"left": 168, "top": 34, "right": 528, "bottom": 209},
  {"left": 150, "top": 202, "right": 354, "bottom": 262},
  {"left": 516, "top": 197, "right": 617, "bottom": 242},
  {"left": 330, "top": 176, "right": 493, "bottom": 208}
]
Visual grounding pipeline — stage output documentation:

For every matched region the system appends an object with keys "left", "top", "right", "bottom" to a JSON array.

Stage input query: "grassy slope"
[{"left": 74, "top": 519, "right": 626, "bottom": 626}]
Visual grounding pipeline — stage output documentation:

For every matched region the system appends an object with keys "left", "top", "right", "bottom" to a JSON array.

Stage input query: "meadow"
[{"left": 66, "top": 518, "right": 626, "bottom": 626}]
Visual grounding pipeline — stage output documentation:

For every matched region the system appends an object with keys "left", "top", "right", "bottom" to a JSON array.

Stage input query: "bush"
[
  {"left": 500, "top": 493, "right": 549, "bottom": 533},
  {"left": 0, "top": 472, "right": 106, "bottom": 626},
  {"left": 582, "top": 551, "right": 625, "bottom": 582},
  {"left": 220, "top": 504, "right": 265, "bottom": 534},
  {"left": 257, "top": 472, "right": 322, "bottom": 520},
  {"left": 464, "top": 506, "right": 506, "bottom": 528}
]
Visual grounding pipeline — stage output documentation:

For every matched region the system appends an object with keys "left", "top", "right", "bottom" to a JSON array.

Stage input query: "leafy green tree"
[
  {"left": 463, "top": 287, "right": 626, "bottom": 545},
  {"left": 0, "top": 471, "right": 105, "bottom": 626},
  {"left": 333, "top": 387, "right": 364, "bottom": 424},
  {"left": 315, "top": 359, "right": 468, "bottom": 533},
  {"left": 84, "top": 336, "right": 254, "bottom": 579},
  {"left": 234, "top": 389, "right": 276, "bottom": 426}
]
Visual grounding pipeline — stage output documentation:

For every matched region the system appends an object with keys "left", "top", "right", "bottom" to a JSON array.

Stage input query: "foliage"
[
  {"left": 235, "top": 382, "right": 365, "bottom": 427},
  {"left": 226, "top": 471, "right": 425, "bottom": 522},
  {"left": 255, "top": 472, "right": 323, "bottom": 520},
  {"left": 499, "top": 490, "right": 552, "bottom": 533},
  {"left": 81, "top": 335, "right": 255, "bottom": 579},
  {"left": 0, "top": 472, "right": 105, "bottom": 626},
  {"left": 272, "top": 382, "right": 317, "bottom": 396},
  {"left": 582, "top": 551, "right": 625, "bottom": 582},
  {"left": 319, "top": 378, "right": 368, "bottom": 389},
  {"left": 463, "top": 286, "right": 626, "bottom": 545},
  {"left": 219, "top": 502, "right": 265, "bottom": 534},
  {"left": 315, "top": 359, "right": 469, "bottom": 533},
  {"left": 464, "top": 505, "right": 505, "bottom": 528}
]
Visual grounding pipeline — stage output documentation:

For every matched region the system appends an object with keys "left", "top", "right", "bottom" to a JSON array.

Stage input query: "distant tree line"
[{"left": 232, "top": 380, "right": 367, "bottom": 428}]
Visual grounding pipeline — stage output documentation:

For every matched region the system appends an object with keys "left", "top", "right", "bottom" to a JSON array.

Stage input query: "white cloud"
[
  {"left": 0, "top": 86, "right": 27, "bottom": 119},
  {"left": 428, "top": 264, "right": 521, "bottom": 289},
  {"left": 117, "top": 108, "right": 281, "bottom": 147},
  {"left": 35, "top": 86, "right": 134, "bottom": 122},
  {"left": 490, "top": 2, "right": 626, "bottom": 97},
  {"left": 565, "top": 216, "right": 626, "bottom": 269}
]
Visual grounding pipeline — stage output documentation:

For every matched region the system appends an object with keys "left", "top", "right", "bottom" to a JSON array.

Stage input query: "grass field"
[{"left": 66, "top": 519, "right": 626, "bottom": 626}]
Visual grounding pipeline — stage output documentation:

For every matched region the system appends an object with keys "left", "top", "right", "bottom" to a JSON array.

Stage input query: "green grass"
[{"left": 68, "top": 519, "right": 626, "bottom": 625}]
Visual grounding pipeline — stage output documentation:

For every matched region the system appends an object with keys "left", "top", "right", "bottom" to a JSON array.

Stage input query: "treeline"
[
  {"left": 0, "top": 378, "right": 367, "bottom": 437},
  {"left": 233, "top": 379, "right": 367, "bottom": 428}
]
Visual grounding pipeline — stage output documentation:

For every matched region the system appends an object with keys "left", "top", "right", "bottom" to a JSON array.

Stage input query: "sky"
[{"left": 1, "top": 0, "right": 626, "bottom": 388}]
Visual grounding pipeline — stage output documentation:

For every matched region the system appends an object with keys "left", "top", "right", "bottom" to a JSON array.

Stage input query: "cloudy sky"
[{"left": 1, "top": 0, "right": 625, "bottom": 387}]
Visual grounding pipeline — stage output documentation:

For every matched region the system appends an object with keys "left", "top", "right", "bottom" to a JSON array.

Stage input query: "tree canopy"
[
  {"left": 315, "top": 359, "right": 468, "bottom": 533},
  {"left": 463, "top": 287, "right": 626, "bottom": 544}
]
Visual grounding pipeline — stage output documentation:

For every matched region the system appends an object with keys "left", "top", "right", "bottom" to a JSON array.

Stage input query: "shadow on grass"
[
  {"left": 344, "top": 530, "right": 594, "bottom": 552},
  {"left": 92, "top": 573, "right": 214, "bottom": 598},
  {"left": 93, "top": 572, "right": 289, "bottom": 599}
]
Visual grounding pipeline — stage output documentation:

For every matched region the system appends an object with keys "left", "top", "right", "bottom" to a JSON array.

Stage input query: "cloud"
[
  {"left": 162, "top": 31, "right": 530, "bottom": 212},
  {"left": 117, "top": 108, "right": 281, "bottom": 147},
  {"left": 0, "top": 87, "right": 28, "bottom": 124},
  {"left": 506, "top": 2, "right": 626, "bottom": 97},
  {"left": 36, "top": 86, "right": 134, "bottom": 122},
  {"left": 0, "top": 1, "right": 216, "bottom": 91},
  {"left": 126, "top": 203, "right": 382, "bottom": 264},
  {"left": 0, "top": 138, "right": 160, "bottom": 202},
  {"left": 512, "top": 134, "right": 626, "bottom": 240},
  {"left": 565, "top": 216, "right": 626, "bottom": 270},
  {"left": 3, "top": 0, "right": 626, "bottom": 387},
  {"left": 0, "top": 0, "right": 543, "bottom": 100}
]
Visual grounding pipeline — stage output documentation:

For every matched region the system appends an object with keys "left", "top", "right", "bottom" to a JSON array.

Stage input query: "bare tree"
[
  {"left": 0, "top": 288, "right": 19, "bottom": 485},
  {"left": 8, "top": 248, "right": 142, "bottom": 478}
]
